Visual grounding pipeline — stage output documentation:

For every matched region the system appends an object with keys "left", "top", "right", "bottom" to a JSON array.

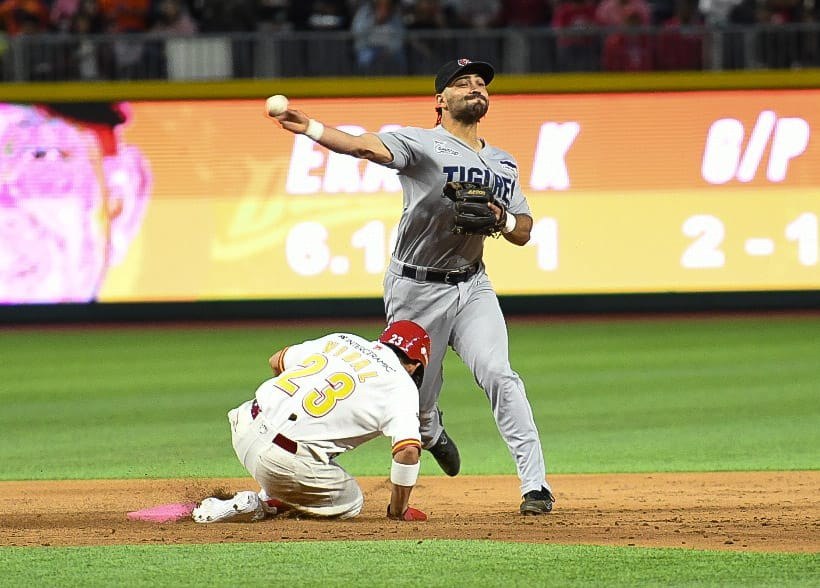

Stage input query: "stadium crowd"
[{"left": 1, "top": 0, "right": 817, "bottom": 80}]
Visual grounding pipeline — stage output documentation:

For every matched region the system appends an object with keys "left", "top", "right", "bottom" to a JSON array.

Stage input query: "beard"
[{"left": 450, "top": 94, "right": 489, "bottom": 124}]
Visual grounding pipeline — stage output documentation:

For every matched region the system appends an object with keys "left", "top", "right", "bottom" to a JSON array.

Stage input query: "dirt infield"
[{"left": 1, "top": 472, "right": 817, "bottom": 552}]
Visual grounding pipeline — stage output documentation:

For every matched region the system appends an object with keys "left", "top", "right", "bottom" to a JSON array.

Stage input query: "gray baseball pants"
[{"left": 384, "top": 261, "right": 548, "bottom": 495}]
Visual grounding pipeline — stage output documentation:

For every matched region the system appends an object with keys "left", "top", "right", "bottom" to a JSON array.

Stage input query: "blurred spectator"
[
  {"left": 151, "top": 0, "right": 197, "bottom": 34},
  {"left": 295, "top": 0, "right": 352, "bottom": 77},
  {"left": 726, "top": 0, "right": 756, "bottom": 23},
  {"left": 304, "top": 0, "right": 349, "bottom": 30},
  {"left": 646, "top": 0, "right": 670, "bottom": 22},
  {"left": 258, "top": 0, "right": 296, "bottom": 31},
  {"left": 98, "top": 0, "right": 151, "bottom": 79},
  {"left": 351, "top": 0, "right": 406, "bottom": 74},
  {"left": 443, "top": 0, "right": 502, "bottom": 28},
  {"left": 596, "top": 0, "right": 652, "bottom": 26},
  {"left": 656, "top": 0, "right": 704, "bottom": 69},
  {"left": 70, "top": 17, "right": 99, "bottom": 79},
  {"left": 552, "top": 0, "right": 600, "bottom": 71},
  {"left": 405, "top": 0, "right": 447, "bottom": 28},
  {"left": 757, "top": 0, "right": 804, "bottom": 67},
  {"left": 698, "top": 0, "right": 743, "bottom": 24},
  {"left": 76, "top": 0, "right": 105, "bottom": 28},
  {"left": 648, "top": 0, "right": 677, "bottom": 23},
  {"left": 190, "top": 0, "right": 256, "bottom": 78},
  {"left": 66, "top": 4, "right": 106, "bottom": 79},
  {"left": 440, "top": 0, "right": 502, "bottom": 65},
  {"left": 51, "top": 0, "right": 81, "bottom": 32},
  {"left": 0, "top": 0, "right": 50, "bottom": 80},
  {"left": 191, "top": 0, "right": 256, "bottom": 32},
  {"left": 759, "top": 0, "right": 803, "bottom": 27},
  {"left": 715, "top": 0, "right": 754, "bottom": 67},
  {"left": 146, "top": 0, "right": 197, "bottom": 79},
  {"left": 723, "top": 0, "right": 804, "bottom": 68},
  {"left": 800, "top": 0, "right": 819, "bottom": 65},
  {"left": 404, "top": 0, "right": 450, "bottom": 73},
  {"left": 0, "top": 0, "right": 49, "bottom": 35},
  {"left": 601, "top": 8, "right": 655, "bottom": 69},
  {"left": 286, "top": 0, "right": 350, "bottom": 31},
  {"left": 499, "top": 0, "right": 552, "bottom": 27},
  {"left": 98, "top": 0, "right": 150, "bottom": 32}
]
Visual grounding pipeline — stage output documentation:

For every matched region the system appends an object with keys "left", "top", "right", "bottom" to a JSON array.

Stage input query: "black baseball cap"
[
  {"left": 435, "top": 59, "right": 495, "bottom": 94},
  {"left": 44, "top": 102, "right": 127, "bottom": 127},
  {"left": 41, "top": 102, "right": 128, "bottom": 155}
]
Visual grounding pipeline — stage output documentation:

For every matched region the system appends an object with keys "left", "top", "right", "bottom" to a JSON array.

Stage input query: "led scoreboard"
[{"left": 3, "top": 89, "right": 818, "bottom": 304}]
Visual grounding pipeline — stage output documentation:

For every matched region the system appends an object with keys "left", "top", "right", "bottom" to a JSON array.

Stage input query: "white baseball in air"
[{"left": 266, "top": 94, "right": 289, "bottom": 116}]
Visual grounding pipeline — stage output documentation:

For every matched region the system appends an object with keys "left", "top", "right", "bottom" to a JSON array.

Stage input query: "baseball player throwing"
[
  {"left": 193, "top": 321, "right": 430, "bottom": 522},
  {"left": 269, "top": 59, "right": 554, "bottom": 515}
]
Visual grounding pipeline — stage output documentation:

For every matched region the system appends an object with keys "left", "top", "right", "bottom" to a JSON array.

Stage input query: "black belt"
[
  {"left": 400, "top": 262, "right": 479, "bottom": 284},
  {"left": 250, "top": 399, "right": 298, "bottom": 454}
]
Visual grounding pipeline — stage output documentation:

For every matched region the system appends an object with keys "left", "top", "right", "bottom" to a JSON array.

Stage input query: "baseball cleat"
[
  {"left": 192, "top": 490, "right": 266, "bottom": 523},
  {"left": 520, "top": 486, "right": 555, "bottom": 515},
  {"left": 427, "top": 428, "right": 460, "bottom": 476}
]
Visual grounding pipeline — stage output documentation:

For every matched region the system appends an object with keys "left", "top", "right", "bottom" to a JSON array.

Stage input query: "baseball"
[{"left": 266, "top": 95, "right": 289, "bottom": 117}]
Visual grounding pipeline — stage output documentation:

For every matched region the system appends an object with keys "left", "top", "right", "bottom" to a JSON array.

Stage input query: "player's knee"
[{"left": 477, "top": 361, "right": 518, "bottom": 391}]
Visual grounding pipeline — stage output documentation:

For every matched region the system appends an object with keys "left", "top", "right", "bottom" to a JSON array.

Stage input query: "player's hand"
[
  {"left": 387, "top": 504, "right": 428, "bottom": 521},
  {"left": 488, "top": 200, "right": 506, "bottom": 224},
  {"left": 273, "top": 109, "right": 310, "bottom": 135}
]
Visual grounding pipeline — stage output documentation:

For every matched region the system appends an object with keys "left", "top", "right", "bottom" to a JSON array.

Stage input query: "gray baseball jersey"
[{"left": 378, "top": 125, "right": 532, "bottom": 269}]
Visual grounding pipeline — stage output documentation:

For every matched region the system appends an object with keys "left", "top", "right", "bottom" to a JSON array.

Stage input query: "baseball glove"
[{"left": 442, "top": 181, "right": 501, "bottom": 236}]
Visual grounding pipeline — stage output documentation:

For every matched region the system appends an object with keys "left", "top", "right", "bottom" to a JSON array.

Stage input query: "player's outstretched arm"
[
  {"left": 387, "top": 445, "right": 427, "bottom": 521},
  {"left": 272, "top": 108, "right": 393, "bottom": 165}
]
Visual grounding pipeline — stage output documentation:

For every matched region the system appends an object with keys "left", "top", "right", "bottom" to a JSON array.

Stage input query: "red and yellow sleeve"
[
  {"left": 276, "top": 346, "right": 290, "bottom": 373},
  {"left": 392, "top": 438, "right": 422, "bottom": 455}
]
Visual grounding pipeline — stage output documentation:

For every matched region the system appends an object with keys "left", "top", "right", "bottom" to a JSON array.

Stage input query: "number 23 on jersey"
[{"left": 272, "top": 353, "right": 357, "bottom": 418}]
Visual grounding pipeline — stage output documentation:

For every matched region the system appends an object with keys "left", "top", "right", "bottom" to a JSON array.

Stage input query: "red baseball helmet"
[{"left": 379, "top": 320, "right": 431, "bottom": 368}]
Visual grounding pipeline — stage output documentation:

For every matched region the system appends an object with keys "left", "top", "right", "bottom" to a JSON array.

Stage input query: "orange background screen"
[{"left": 99, "top": 90, "right": 820, "bottom": 301}]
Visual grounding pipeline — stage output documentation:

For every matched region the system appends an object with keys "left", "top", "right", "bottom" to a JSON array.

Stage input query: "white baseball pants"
[{"left": 228, "top": 400, "right": 364, "bottom": 519}]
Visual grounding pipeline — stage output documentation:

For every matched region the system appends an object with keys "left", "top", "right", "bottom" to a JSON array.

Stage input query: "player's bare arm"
[
  {"left": 273, "top": 109, "right": 393, "bottom": 164},
  {"left": 489, "top": 201, "right": 533, "bottom": 246},
  {"left": 268, "top": 347, "right": 287, "bottom": 375},
  {"left": 388, "top": 444, "right": 424, "bottom": 521}
]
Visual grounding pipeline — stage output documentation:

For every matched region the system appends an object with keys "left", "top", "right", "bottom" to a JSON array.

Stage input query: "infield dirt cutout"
[{"left": 1, "top": 472, "right": 817, "bottom": 552}]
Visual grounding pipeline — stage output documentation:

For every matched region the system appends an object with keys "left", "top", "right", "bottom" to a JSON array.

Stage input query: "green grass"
[
  {"left": 1, "top": 316, "right": 818, "bottom": 587},
  {"left": 507, "top": 316, "right": 820, "bottom": 473},
  {"left": 0, "top": 541, "right": 816, "bottom": 587},
  {"left": 1, "top": 316, "right": 817, "bottom": 479}
]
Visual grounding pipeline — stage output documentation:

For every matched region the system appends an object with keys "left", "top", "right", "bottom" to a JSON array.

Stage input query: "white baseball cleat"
[{"left": 192, "top": 490, "right": 266, "bottom": 523}]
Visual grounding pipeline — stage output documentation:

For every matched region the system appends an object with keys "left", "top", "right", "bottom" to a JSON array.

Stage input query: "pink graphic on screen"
[{"left": 0, "top": 102, "right": 151, "bottom": 304}]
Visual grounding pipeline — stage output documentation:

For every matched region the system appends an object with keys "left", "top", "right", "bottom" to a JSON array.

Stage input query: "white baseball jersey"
[{"left": 253, "top": 332, "right": 421, "bottom": 459}]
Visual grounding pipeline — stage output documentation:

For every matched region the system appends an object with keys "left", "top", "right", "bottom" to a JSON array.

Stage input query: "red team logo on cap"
[{"left": 457, "top": 58, "right": 471, "bottom": 66}]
